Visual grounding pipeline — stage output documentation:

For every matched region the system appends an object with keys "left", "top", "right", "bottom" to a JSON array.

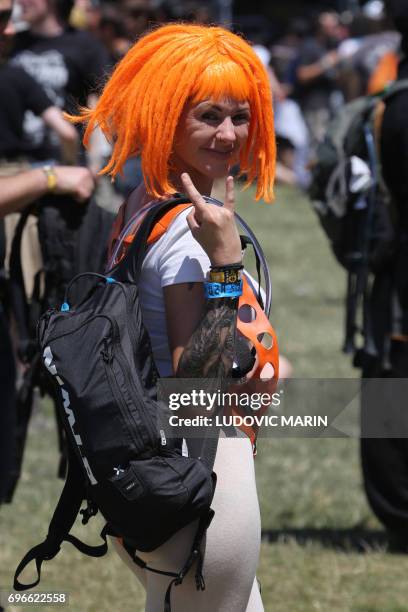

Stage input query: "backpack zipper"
[
  {"left": 102, "top": 330, "right": 157, "bottom": 452},
  {"left": 102, "top": 345, "right": 146, "bottom": 453},
  {"left": 112, "top": 283, "right": 161, "bottom": 444},
  {"left": 114, "top": 346, "right": 156, "bottom": 448},
  {"left": 127, "top": 292, "right": 162, "bottom": 436}
]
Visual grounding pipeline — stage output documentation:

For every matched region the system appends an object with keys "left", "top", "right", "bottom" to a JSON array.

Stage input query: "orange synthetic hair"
[{"left": 70, "top": 23, "right": 276, "bottom": 201}]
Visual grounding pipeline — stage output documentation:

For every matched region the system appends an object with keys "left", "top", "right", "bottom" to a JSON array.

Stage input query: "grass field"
[{"left": 1, "top": 184, "right": 407, "bottom": 612}]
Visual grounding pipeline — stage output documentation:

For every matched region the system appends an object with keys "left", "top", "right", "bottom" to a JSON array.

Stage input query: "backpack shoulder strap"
[
  {"left": 373, "top": 79, "right": 408, "bottom": 148},
  {"left": 136, "top": 203, "right": 191, "bottom": 247},
  {"left": 14, "top": 449, "right": 107, "bottom": 591},
  {"left": 111, "top": 196, "right": 191, "bottom": 283},
  {"left": 372, "top": 80, "right": 407, "bottom": 211},
  {"left": 381, "top": 78, "right": 408, "bottom": 101},
  {"left": 108, "top": 192, "right": 191, "bottom": 269},
  {"left": 9, "top": 204, "right": 37, "bottom": 363}
]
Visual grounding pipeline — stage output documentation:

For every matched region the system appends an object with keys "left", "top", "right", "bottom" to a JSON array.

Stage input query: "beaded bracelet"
[{"left": 210, "top": 262, "right": 244, "bottom": 271}]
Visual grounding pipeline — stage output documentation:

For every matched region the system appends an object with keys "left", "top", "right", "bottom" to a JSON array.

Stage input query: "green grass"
[
  {"left": 235, "top": 183, "right": 355, "bottom": 379},
  {"left": 2, "top": 184, "right": 405, "bottom": 612},
  {"left": 0, "top": 409, "right": 145, "bottom": 612}
]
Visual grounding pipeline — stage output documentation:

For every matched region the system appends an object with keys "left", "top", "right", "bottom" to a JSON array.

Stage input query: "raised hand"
[{"left": 181, "top": 173, "right": 242, "bottom": 267}]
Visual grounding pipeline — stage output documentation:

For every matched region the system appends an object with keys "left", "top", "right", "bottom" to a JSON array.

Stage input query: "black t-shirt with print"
[
  {"left": 0, "top": 63, "right": 52, "bottom": 159},
  {"left": 10, "top": 28, "right": 110, "bottom": 160},
  {"left": 293, "top": 38, "right": 337, "bottom": 111}
]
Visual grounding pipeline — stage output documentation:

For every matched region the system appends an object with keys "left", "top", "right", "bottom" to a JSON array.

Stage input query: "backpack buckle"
[
  {"left": 80, "top": 500, "right": 98, "bottom": 525},
  {"left": 101, "top": 338, "right": 113, "bottom": 363}
]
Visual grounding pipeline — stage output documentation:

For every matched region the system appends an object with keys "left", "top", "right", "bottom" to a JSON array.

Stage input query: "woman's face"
[{"left": 172, "top": 97, "right": 251, "bottom": 188}]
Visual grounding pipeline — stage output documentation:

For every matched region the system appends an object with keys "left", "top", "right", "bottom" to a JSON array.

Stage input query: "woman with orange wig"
[{"left": 73, "top": 22, "right": 275, "bottom": 612}]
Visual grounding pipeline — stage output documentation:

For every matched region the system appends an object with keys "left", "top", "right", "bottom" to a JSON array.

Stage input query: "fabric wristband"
[
  {"left": 209, "top": 268, "right": 242, "bottom": 284},
  {"left": 42, "top": 165, "right": 57, "bottom": 192},
  {"left": 204, "top": 280, "right": 243, "bottom": 299}
]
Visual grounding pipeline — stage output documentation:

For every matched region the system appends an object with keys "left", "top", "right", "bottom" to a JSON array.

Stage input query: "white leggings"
[{"left": 112, "top": 433, "right": 264, "bottom": 612}]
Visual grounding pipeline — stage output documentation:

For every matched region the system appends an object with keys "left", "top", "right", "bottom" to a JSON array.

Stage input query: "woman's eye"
[
  {"left": 233, "top": 114, "right": 250, "bottom": 124},
  {"left": 201, "top": 112, "right": 219, "bottom": 121}
]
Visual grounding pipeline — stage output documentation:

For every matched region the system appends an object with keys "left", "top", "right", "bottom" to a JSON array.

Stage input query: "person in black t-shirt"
[
  {"left": 0, "top": 2, "right": 98, "bottom": 513},
  {"left": 10, "top": 0, "right": 110, "bottom": 164},
  {"left": 0, "top": 62, "right": 78, "bottom": 162},
  {"left": 0, "top": 63, "right": 51, "bottom": 159},
  {"left": 0, "top": 3, "right": 99, "bottom": 530},
  {"left": 294, "top": 12, "right": 343, "bottom": 147},
  {"left": 0, "top": 162, "right": 96, "bottom": 507}
]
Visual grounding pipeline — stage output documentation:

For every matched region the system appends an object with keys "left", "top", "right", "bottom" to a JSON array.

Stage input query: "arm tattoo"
[{"left": 176, "top": 297, "right": 238, "bottom": 378}]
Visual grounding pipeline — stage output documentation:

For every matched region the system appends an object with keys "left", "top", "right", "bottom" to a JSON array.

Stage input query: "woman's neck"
[
  {"left": 169, "top": 168, "right": 213, "bottom": 197},
  {"left": 125, "top": 169, "right": 214, "bottom": 223}
]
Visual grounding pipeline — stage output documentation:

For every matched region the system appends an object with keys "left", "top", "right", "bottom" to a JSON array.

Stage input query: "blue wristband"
[{"left": 204, "top": 280, "right": 243, "bottom": 299}]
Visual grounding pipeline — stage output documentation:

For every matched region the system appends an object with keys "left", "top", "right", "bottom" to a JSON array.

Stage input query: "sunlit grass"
[{"left": 1, "top": 185, "right": 400, "bottom": 612}]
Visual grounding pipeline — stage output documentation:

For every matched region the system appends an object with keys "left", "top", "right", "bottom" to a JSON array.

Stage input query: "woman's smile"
[
  {"left": 201, "top": 147, "right": 235, "bottom": 158},
  {"left": 171, "top": 97, "right": 251, "bottom": 193}
]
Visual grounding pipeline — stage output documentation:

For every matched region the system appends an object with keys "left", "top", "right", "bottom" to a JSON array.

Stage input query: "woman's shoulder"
[
  {"left": 123, "top": 183, "right": 152, "bottom": 224},
  {"left": 150, "top": 206, "right": 199, "bottom": 258},
  {"left": 149, "top": 206, "right": 211, "bottom": 285}
]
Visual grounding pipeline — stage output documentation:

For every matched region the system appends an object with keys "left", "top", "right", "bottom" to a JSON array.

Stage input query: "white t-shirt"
[
  {"left": 121, "top": 192, "right": 265, "bottom": 378},
  {"left": 138, "top": 207, "right": 210, "bottom": 377}
]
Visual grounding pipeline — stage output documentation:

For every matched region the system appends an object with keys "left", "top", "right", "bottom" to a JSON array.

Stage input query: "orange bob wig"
[{"left": 73, "top": 23, "right": 276, "bottom": 201}]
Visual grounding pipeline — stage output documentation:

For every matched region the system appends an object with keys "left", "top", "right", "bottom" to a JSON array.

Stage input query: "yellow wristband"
[
  {"left": 209, "top": 269, "right": 242, "bottom": 283},
  {"left": 42, "top": 165, "right": 57, "bottom": 192}
]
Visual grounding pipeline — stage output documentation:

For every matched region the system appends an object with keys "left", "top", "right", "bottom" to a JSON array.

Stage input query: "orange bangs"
[{"left": 69, "top": 23, "right": 276, "bottom": 202}]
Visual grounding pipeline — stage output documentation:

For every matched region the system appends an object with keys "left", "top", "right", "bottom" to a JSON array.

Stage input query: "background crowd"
[
  {"left": 1, "top": 0, "right": 408, "bottom": 610},
  {"left": 0, "top": 0, "right": 402, "bottom": 195}
]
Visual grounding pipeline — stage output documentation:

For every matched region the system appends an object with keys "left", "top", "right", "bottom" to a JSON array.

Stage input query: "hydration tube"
[
  {"left": 204, "top": 196, "right": 272, "bottom": 318},
  {"left": 107, "top": 200, "right": 159, "bottom": 271}
]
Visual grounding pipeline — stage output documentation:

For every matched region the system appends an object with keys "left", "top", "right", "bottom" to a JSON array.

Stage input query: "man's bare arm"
[
  {"left": 0, "top": 166, "right": 95, "bottom": 218},
  {"left": 297, "top": 50, "right": 339, "bottom": 84}
]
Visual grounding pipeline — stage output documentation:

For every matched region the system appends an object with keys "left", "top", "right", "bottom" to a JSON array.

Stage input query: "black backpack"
[
  {"left": 13, "top": 197, "right": 219, "bottom": 612},
  {"left": 309, "top": 80, "right": 408, "bottom": 356},
  {"left": 5, "top": 195, "right": 115, "bottom": 502}
]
